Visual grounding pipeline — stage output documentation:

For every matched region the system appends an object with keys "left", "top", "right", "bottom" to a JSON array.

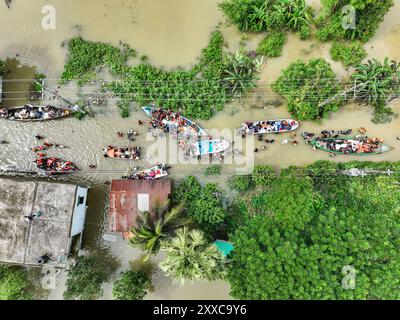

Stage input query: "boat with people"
[
  {"left": 190, "top": 139, "right": 230, "bottom": 156},
  {"left": 123, "top": 164, "right": 170, "bottom": 180},
  {"left": 0, "top": 105, "right": 73, "bottom": 121},
  {"left": 103, "top": 146, "right": 141, "bottom": 160},
  {"left": 35, "top": 157, "right": 78, "bottom": 175},
  {"left": 241, "top": 119, "right": 299, "bottom": 135},
  {"left": 142, "top": 106, "right": 207, "bottom": 137},
  {"left": 310, "top": 137, "right": 392, "bottom": 155}
]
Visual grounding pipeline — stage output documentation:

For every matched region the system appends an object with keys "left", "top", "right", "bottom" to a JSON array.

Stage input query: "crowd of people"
[
  {"left": 318, "top": 137, "right": 383, "bottom": 154},
  {"left": 148, "top": 108, "right": 203, "bottom": 137},
  {"left": 103, "top": 146, "right": 141, "bottom": 160},
  {"left": 35, "top": 156, "right": 76, "bottom": 174},
  {"left": 0, "top": 105, "right": 71, "bottom": 121},
  {"left": 243, "top": 119, "right": 298, "bottom": 135},
  {"left": 123, "top": 164, "right": 170, "bottom": 180}
]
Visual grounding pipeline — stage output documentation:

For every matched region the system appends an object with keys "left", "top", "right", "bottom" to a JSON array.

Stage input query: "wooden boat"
[
  {"left": 35, "top": 157, "right": 78, "bottom": 175},
  {"left": 191, "top": 139, "right": 230, "bottom": 156},
  {"left": 310, "top": 137, "right": 392, "bottom": 155},
  {"left": 0, "top": 105, "right": 73, "bottom": 121},
  {"left": 103, "top": 146, "right": 141, "bottom": 160},
  {"left": 142, "top": 106, "right": 207, "bottom": 137},
  {"left": 241, "top": 119, "right": 299, "bottom": 134},
  {"left": 123, "top": 164, "right": 169, "bottom": 180}
]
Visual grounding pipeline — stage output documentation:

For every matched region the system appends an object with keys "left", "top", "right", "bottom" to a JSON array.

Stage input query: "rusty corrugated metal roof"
[{"left": 109, "top": 180, "right": 171, "bottom": 233}]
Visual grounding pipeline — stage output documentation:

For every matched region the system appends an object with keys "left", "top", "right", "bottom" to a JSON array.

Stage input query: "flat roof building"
[
  {"left": 109, "top": 179, "right": 171, "bottom": 233},
  {"left": 0, "top": 178, "right": 89, "bottom": 268}
]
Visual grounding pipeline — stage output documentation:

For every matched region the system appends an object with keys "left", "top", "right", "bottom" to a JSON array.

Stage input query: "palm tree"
[
  {"left": 128, "top": 204, "right": 191, "bottom": 260},
  {"left": 159, "top": 227, "right": 228, "bottom": 284},
  {"left": 221, "top": 50, "right": 262, "bottom": 99},
  {"left": 352, "top": 58, "right": 400, "bottom": 107}
]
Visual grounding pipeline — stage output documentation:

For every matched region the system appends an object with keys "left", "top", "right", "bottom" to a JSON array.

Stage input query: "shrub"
[
  {"left": 204, "top": 165, "right": 221, "bottom": 176},
  {"left": 273, "top": 58, "right": 344, "bottom": 121},
  {"left": 257, "top": 32, "right": 287, "bottom": 58},
  {"left": 64, "top": 255, "right": 111, "bottom": 300},
  {"left": 251, "top": 165, "right": 276, "bottom": 186},
  {"left": 229, "top": 175, "right": 252, "bottom": 192},
  {"left": 112, "top": 270, "right": 152, "bottom": 300},
  {"left": 0, "top": 265, "right": 32, "bottom": 300},
  {"left": 330, "top": 41, "right": 367, "bottom": 67}
]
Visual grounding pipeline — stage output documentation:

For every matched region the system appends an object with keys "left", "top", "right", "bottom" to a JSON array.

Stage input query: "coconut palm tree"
[
  {"left": 128, "top": 204, "right": 191, "bottom": 260},
  {"left": 221, "top": 50, "right": 262, "bottom": 99},
  {"left": 159, "top": 227, "right": 228, "bottom": 284}
]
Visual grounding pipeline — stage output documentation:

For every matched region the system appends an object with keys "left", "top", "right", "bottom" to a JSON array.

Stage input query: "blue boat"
[
  {"left": 214, "top": 240, "right": 234, "bottom": 257},
  {"left": 191, "top": 139, "right": 230, "bottom": 156}
]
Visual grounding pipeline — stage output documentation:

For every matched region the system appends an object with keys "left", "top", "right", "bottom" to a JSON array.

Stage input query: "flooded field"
[{"left": 0, "top": 0, "right": 399, "bottom": 300}]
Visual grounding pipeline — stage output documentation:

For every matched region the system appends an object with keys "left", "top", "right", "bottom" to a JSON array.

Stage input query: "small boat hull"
[
  {"left": 142, "top": 106, "right": 207, "bottom": 137},
  {"left": 0, "top": 105, "right": 73, "bottom": 121},
  {"left": 103, "top": 146, "right": 141, "bottom": 160},
  {"left": 191, "top": 139, "right": 230, "bottom": 156},
  {"left": 241, "top": 119, "right": 299, "bottom": 134},
  {"left": 310, "top": 137, "right": 392, "bottom": 155}
]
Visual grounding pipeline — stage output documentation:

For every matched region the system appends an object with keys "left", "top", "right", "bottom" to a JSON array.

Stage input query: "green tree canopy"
[
  {"left": 112, "top": 270, "right": 152, "bottom": 300},
  {"left": 173, "top": 176, "right": 228, "bottom": 239},
  {"left": 0, "top": 265, "right": 32, "bottom": 300},
  {"left": 273, "top": 58, "right": 344, "bottom": 121},
  {"left": 227, "top": 170, "right": 400, "bottom": 299},
  {"left": 64, "top": 255, "right": 111, "bottom": 300}
]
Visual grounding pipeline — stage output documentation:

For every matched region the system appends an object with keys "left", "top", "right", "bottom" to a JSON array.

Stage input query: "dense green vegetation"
[
  {"left": 316, "top": 0, "right": 394, "bottom": 42},
  {"left": 351, "top": 58, "right": 400, "bottom": 123},
  {"left": 219, "top": 0, "right": 312, "bottom": 38},
  {"left": 0, "top": 265, "right": 32, "bottom": 300},
  {"left": 112, "top": 270, "right": 152, "bottom": 300},
  {"left": 160, "top": 227, "right": 227, "bottom": 284},
  {"left": 273, "top": 58, "right": 344, "bottom": 121},
  {"left": 227, "top": 161, "right": 400, "bottom": 299},
  {"left": 172, "top": 176, "right": 228, "bottom": 239},
  {"left": 257, "top": 31, "right": 287, "bottom": 58},
  {"left": 61, "top": 32, "right": 261, "bottom": 119},
  {"left": 61, "top": 37, "right": 134, "bottom": 85},
  {"left": 128, "top": 205, "right": 190, "bottom": 259},
  {"left": 330, "top": 41, "right": 367, "bottom": 67},
  {"left": 64, "top": 255, "right": 111, "bottom": 300}
]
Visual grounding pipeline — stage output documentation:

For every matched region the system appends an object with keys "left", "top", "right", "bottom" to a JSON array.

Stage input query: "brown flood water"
[{"left": 0, "top": 0, "right": 399, "bottom": 300}]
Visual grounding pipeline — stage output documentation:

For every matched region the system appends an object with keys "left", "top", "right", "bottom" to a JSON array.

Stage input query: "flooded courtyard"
[{"left": 0, "top": 0, "right": 399, "bottom": 300}]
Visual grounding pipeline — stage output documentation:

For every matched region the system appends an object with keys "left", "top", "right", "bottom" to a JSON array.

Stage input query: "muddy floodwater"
[{"left": 0, "top": 0, "right": 399, "bottom": 300}]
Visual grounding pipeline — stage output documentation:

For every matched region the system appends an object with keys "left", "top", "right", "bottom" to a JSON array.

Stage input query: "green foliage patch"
[
  {"left": 273, "top": 58, "right": 344, "bottom": 121},
  {"left": 330, "top": 41, "right": 367, "bottom": 67},
  {"left": 112, "top": 270, "right": 152, "bottom": 300},
  {"left": 227, "top": 161, "right": 400, "bottom": 299},
  {"left": 257, "top": 32, "right": 287, "bottom": 58}
]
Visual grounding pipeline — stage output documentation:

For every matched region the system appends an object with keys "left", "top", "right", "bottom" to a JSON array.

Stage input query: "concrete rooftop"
[{"left": 0, "top": 178, "right": 77, "bottom": 267}]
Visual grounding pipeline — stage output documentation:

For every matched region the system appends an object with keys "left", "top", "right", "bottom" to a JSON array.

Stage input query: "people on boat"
[
  {"left": 147, "top": 108, "right": 203, "bottom": 137},
  {"left": 245, "top": 120, "right": 297, "bottom": 134},
  {"left": 125, "top": 164, "right": 169, "bottom": 180},
  {"left": 103, "top": 146, "right": 141, "bottom": 160},
  {"left": 1, "top": 105, "right": 70, "bottom": 120},
  {"left": 317, "top": 137, "right": 382, "bottom": 154},
  {"left": 35, "top": 156, "right": 76, "bottom": 174}
]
